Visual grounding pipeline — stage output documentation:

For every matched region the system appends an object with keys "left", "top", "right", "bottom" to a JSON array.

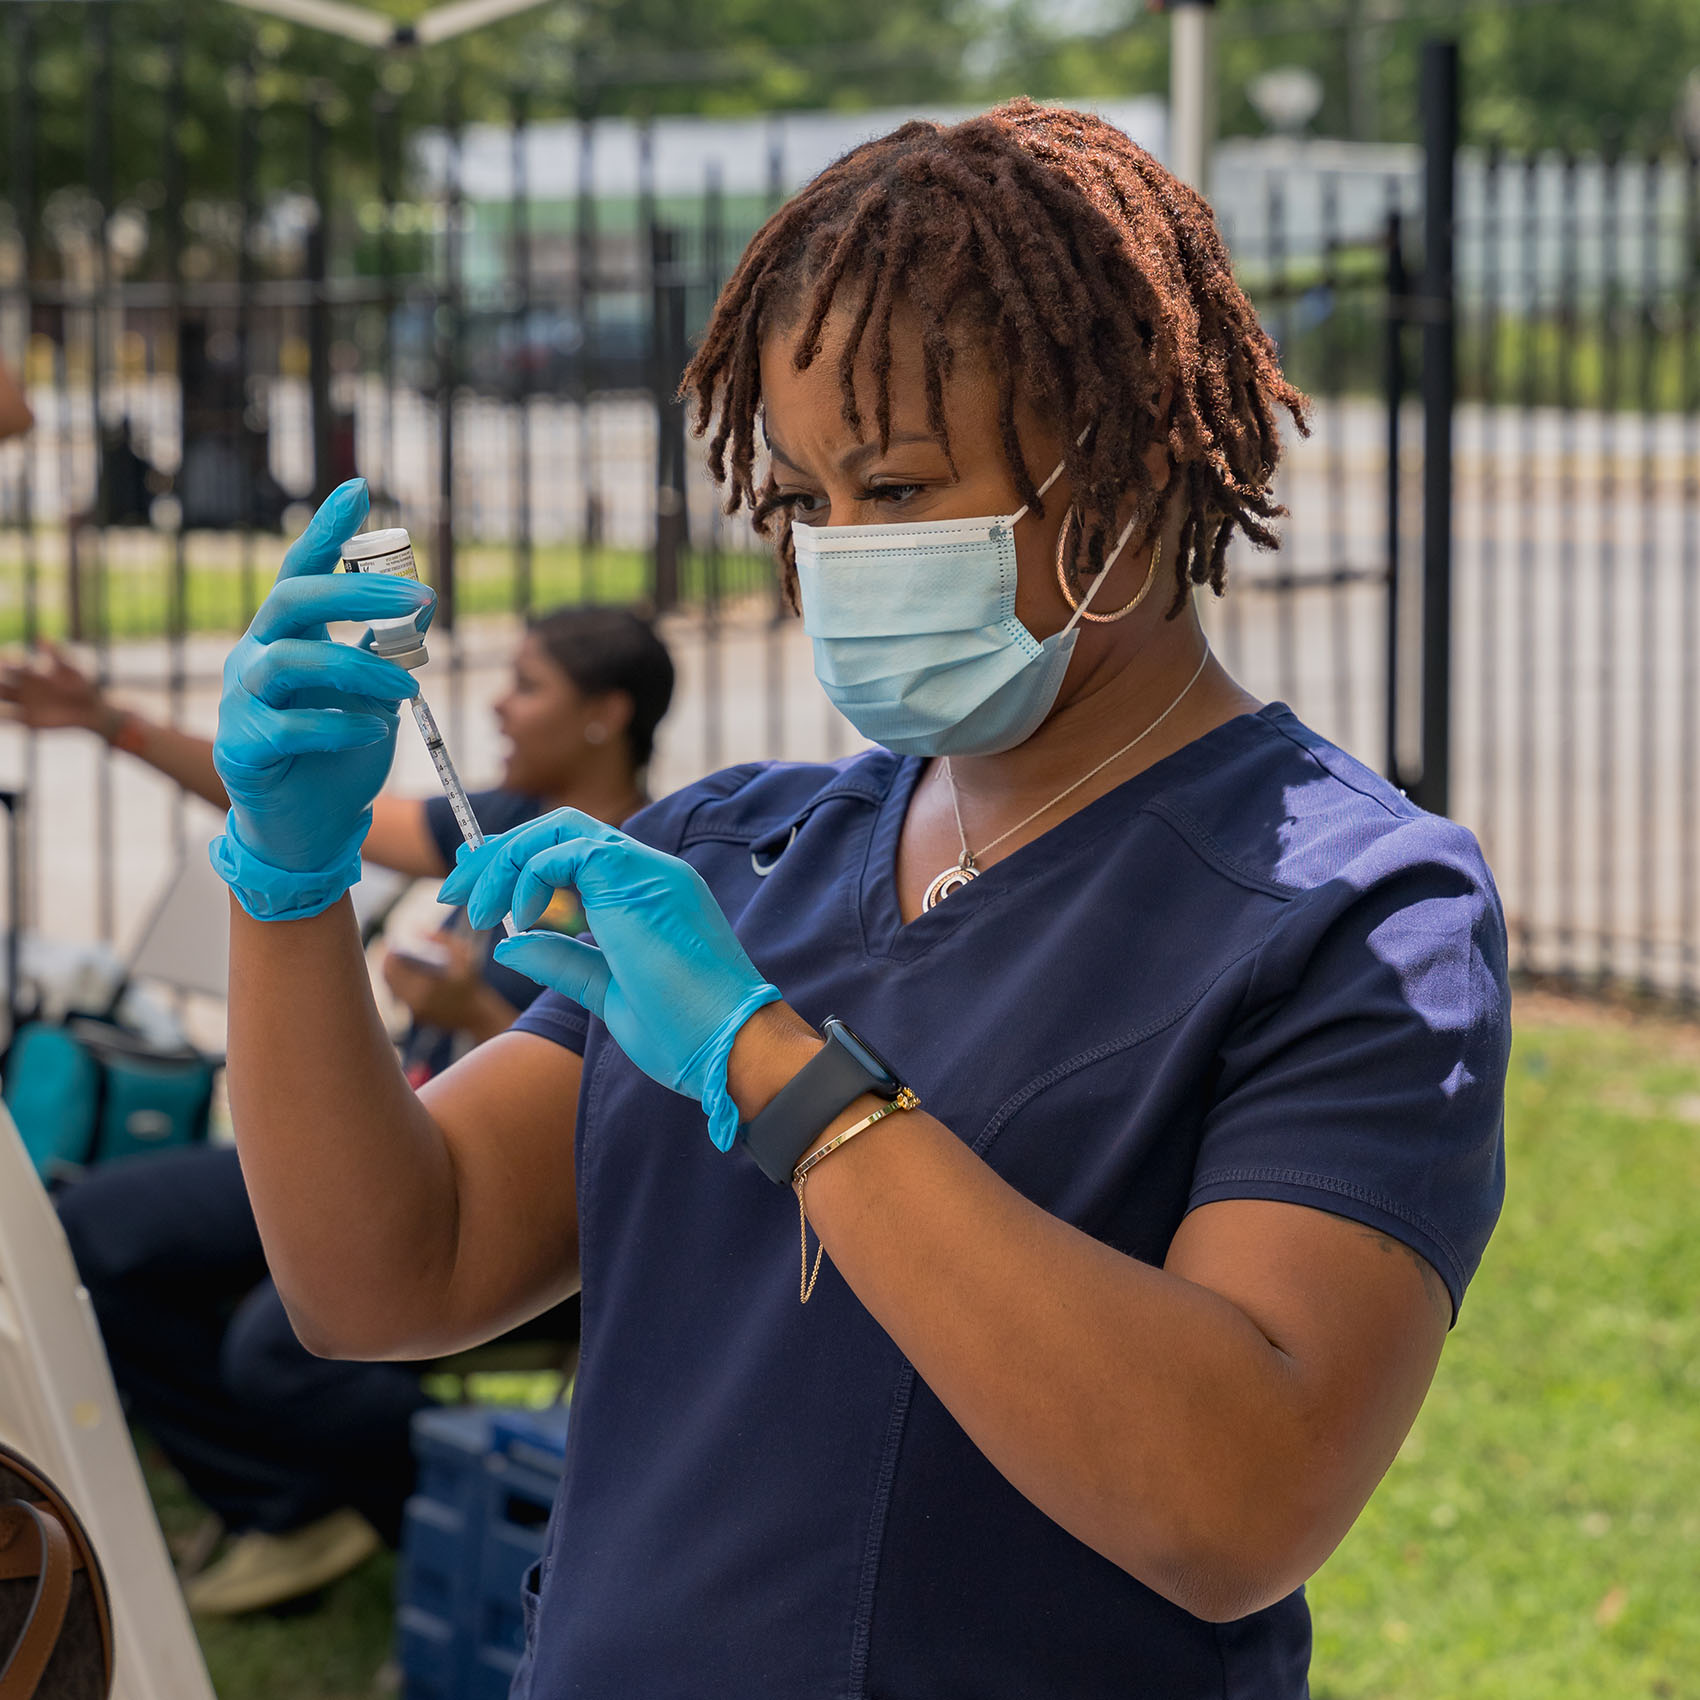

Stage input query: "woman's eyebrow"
[
  {"left": 765, "top": 432, "right": 942, "bottom": 476},
  {"left": 765, "top": 433, "right": 806, "bottom": 473}
]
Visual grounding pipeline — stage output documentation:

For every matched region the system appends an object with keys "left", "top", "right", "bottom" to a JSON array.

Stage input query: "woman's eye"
[
  {"left": 778, "top": 490, "right": 826, "bottom": 514},
  {"left": 870, "top": 483, "right": 923, "bottom": 504}
]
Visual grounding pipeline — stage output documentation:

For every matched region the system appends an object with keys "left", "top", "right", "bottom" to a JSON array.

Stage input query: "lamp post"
[{"left": 1165, "top": 0, "right": 1216, "bottom": 194}]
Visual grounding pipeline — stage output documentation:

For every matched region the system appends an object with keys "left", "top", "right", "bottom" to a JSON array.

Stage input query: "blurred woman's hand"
[
  {"left": 0, "top": 641, "right": 110, "bottom": 733},
  {"left": 382, "top": 931, "right": 518, "bottom": 1044}
]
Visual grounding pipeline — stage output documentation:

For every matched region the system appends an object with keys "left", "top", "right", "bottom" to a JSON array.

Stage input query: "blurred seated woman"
[
  {"left": 1, "top": 607, "right": 669, "bottom": 1051},
  {"left": 25, "top": 606, "right": 673, "bottom": 1615}
]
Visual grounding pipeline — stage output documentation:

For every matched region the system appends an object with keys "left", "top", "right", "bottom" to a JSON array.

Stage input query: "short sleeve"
[
  {"left": 422, "top": 788, "right": 543, "bottom": 870},
  {"left": 512, "top": 991, "right": 591, "bottom": 1057},
  {"left": 1188, "top": 831, "right": 1510, "bottom": 1319}
]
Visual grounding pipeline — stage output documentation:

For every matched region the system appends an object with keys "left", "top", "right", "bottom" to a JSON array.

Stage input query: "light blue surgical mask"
[{"left": 794, "top": 460, "right": 1137, "bottom": 757}]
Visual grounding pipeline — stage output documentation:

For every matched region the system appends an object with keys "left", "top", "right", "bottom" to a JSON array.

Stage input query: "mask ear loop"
[
  {"left": 1008, "top": 425, "right": 1093, "bottom": 527},
  {"left": 1011, "top": 427, "right": 1156, "bottom": 632},
  {"left": 1008, "top": 457, "right": 1070, "bottom": 527}
]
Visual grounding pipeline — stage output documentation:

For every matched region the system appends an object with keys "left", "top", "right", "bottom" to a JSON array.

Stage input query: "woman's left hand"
[
  {"left": 439, "top": 809, "right": 782, "bottom": 1149},
  {"left": 382, "top": 931, "right": 512, "bottom": 1038}
]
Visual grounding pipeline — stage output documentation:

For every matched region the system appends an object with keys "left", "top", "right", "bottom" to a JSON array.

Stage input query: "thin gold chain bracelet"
[{"left": 791, "top": 1087, "right": 920, "bottom": 1304}]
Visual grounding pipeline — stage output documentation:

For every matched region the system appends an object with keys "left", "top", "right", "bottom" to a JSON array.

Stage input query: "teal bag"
[
  {"left": 77, "top": 1021, "right": 216, "bottom": 1165},
  {"left": 2, "top": 1022, "right": 102, "bottom": 1179},
  {"left": 2, "top": 1018, "right": 215, "bottom": 1182}
]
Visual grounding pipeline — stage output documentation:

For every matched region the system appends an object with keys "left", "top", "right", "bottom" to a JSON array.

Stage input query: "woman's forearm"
[
  {"left": 95, "top": 713, "right": 447, "bottom": 873},
  {"left": 99, "top": 708, "right": 230, "bottom": 810},
  {"left": 797, "top": 1109, "right": 1308, "bottom": 1615},
  {"left": 462, "top": 984, "right": 522, "bottom": 1046},
  {"left": 226, "top": 894, "right": 462, "bottom": 1353},
  {"left": 729, "top": 1010, "right": 1435, "bottom": 1622}
]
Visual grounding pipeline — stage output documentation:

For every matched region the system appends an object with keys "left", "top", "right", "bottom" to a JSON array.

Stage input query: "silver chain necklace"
[{"left": 921, "top": 646, "right": 1214, "bottom": 910}]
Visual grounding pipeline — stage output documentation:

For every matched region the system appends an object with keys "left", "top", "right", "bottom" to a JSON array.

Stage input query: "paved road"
[{"left": 4, "top": 389, "right": 1700, "bottom": 994}]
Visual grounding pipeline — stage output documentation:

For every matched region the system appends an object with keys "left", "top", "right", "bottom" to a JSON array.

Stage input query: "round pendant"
[{"left": 923, "top": 860, "right": 978, "bottom": 910}]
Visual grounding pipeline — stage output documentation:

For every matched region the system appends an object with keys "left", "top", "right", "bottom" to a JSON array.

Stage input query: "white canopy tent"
[{"left": 0, "top": 1111, "right": 217, "bottom": 1700}]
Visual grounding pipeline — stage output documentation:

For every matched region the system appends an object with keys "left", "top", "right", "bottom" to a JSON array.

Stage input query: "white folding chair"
[
  {"left": 125, "top": 853, "right": 413, "bottom": 1010},
  {"left": 0, "top": 1104, "right": 217, "bottom": 1700},
  {"left": 125, "top": 851, "right": 233, "bottom": 1007},
  {"left": 350, "top": 863, "right": 411, "bottom": 946}
]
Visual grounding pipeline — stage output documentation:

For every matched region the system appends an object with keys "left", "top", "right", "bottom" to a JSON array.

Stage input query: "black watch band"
[{"left": 741, "top": 1017, "right": 903, "bottom": 1185}]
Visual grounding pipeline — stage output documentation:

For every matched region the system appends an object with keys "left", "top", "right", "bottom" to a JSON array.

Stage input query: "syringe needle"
[{"left": 409, "top": 693, "right": 517, "bottom": 937}]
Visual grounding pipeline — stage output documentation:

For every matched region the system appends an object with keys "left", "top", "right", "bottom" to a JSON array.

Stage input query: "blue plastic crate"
[
  {"left": 397, "top": 1405, "right": 568, "bottom": 1700},
  {"left": 490, "top": 1408, "right": 568, "bottom": 1472},
  {"left": 473, "top": 1444, "right": 564, "bottom": 1694}
]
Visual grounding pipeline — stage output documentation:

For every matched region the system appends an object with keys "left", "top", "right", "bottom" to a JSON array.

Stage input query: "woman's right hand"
[
  {"left": 0, "top": 640, "right": 108, "bottom": 733},
  {"left": 209, "top": 478, "right": 436, "bottom": 922}
]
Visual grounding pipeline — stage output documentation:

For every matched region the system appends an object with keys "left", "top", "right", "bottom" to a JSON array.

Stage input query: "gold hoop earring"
[{"left": 1054, "top": 511, "right": 1162, "bottom": 625}]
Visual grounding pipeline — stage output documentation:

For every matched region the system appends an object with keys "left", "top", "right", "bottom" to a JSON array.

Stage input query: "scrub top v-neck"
[
  {"left": 508, "top": 703, "right": 1509, "bottom": 1700},
  {"left": 853, "top": 724, "right": 1245, "bottom": 957}
]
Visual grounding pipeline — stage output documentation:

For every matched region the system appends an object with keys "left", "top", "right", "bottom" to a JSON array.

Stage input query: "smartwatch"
[{"left": 741, "top": 1017, "right": 903, "bottom": 1185}]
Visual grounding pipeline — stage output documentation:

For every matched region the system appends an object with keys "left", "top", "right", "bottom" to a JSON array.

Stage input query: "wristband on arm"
[
  {"left": 100, "top": 707, "right": 149, "bottom": 756},
  {"left": 741, "top": 1017, "right": 906, "bottom": 1185}
]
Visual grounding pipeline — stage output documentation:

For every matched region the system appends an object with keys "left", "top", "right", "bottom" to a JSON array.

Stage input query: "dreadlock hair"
[{"left": 682, "top": 98, "right": 1309, "bottom": 615}]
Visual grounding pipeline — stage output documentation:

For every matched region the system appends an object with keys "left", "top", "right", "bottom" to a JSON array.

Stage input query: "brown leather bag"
[{"left": 0, "top": 1444, "right": 113, "bottom": 1700}]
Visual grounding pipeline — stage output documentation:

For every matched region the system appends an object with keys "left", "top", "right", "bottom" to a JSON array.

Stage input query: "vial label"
[
  {"left": 344, "top": 532, "right": 428, "bottom": 668},
  {"left": 344, "top": 544, "right": 418, "bottom": 581}
]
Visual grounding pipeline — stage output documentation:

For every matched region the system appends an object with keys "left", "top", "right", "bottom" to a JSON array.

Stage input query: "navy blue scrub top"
[{"left": 508, "top": 704, "right": 1510, "bottom": 1700}]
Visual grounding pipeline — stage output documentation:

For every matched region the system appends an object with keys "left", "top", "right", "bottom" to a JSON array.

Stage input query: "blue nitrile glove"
[
  {"left": 439, "top": 809, "right": 783, "bottom": 1151},
  {"left": 209, "top": 478, "right": 437, "bottom": 921}
]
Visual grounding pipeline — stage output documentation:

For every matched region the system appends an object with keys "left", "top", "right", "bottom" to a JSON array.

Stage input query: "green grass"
[
  {"left": 143, "top": 1447, "right": 399, "bottom": 1700},
  {"left": 141, "top": 1003, "right": 1700, "bottom": 1697},
  {"left": 143, "top": 1374, "right": 565, "bottom": 1700},
  {"left": 1309, "top": 1001, "right": 1700, "bottom": 1698},
  {"left": 0, "top": 533, "right": 775, "bottom": 645}
]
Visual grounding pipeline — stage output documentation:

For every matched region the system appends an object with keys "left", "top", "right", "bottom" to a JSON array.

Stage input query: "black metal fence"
[
  {"left": 3, "top": 11, "right": 1700, "bottom": 998},
  {"left": 1194, "top": 45, "right": 1700, "bottom": 1001}
]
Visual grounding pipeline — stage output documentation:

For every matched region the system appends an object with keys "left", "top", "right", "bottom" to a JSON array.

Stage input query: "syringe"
[
  {"left": 408, "top": 691, "right": 516, "bottom": 937},
  {"left": 340, "top": 526, "right": 515, "bottom": 937}
]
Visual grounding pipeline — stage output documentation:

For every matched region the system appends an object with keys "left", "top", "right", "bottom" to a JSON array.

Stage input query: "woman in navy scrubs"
[{"left": 214, "top": 102, "right": 1508, "bottom": 1697}]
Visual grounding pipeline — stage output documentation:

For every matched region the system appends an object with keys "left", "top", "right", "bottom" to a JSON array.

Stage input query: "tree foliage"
[
  {"left": 4, "top": 0, "right": 1698, "bottom": 251},
  {"left": 991, "top": 0, "right": 1700, "bottom": 154},
  {"left": 1, "top": 0, "right": 978, "bottom": 231}
]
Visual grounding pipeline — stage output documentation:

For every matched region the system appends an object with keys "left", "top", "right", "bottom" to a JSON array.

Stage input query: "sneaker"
[{"left": 182, "top": 1508, "right": 381, "bottom": 1616}]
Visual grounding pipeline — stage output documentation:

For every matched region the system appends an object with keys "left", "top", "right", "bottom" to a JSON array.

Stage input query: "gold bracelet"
[{"left": 791, "top": 1086, "right": 919, "bottom": 1304}]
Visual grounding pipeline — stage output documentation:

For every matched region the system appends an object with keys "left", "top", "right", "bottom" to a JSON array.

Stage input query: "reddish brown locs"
[{"left": 682, "top": 97, "right": 1311, "bottom": 615}]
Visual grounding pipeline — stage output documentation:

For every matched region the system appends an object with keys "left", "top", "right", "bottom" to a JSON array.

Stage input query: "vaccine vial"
[{"left": 340, "top": 527, "right": 429, "bottom": 671}]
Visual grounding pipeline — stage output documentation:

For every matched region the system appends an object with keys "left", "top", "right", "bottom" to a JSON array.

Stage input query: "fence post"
[
  {"left": 1414, "top": 37, "right": 1458, "bottom": 816},
  {"left": 306, "top": 89, "right": 333, "bottom": 505},
  {"left": 509, "top": 84, "right": 533, "bottom": 615},
  {"left": 435, "top": 82, "right": 463, "bottom": 633},
  {"left": 642, "top": 122, "right": 687, "bottom": 615},
  {"left": 1383, "top": 203, "right": 1407, "bottom": 785},
  {"left": 649, "top": 224, "right": 687, "bottom": 613}
]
